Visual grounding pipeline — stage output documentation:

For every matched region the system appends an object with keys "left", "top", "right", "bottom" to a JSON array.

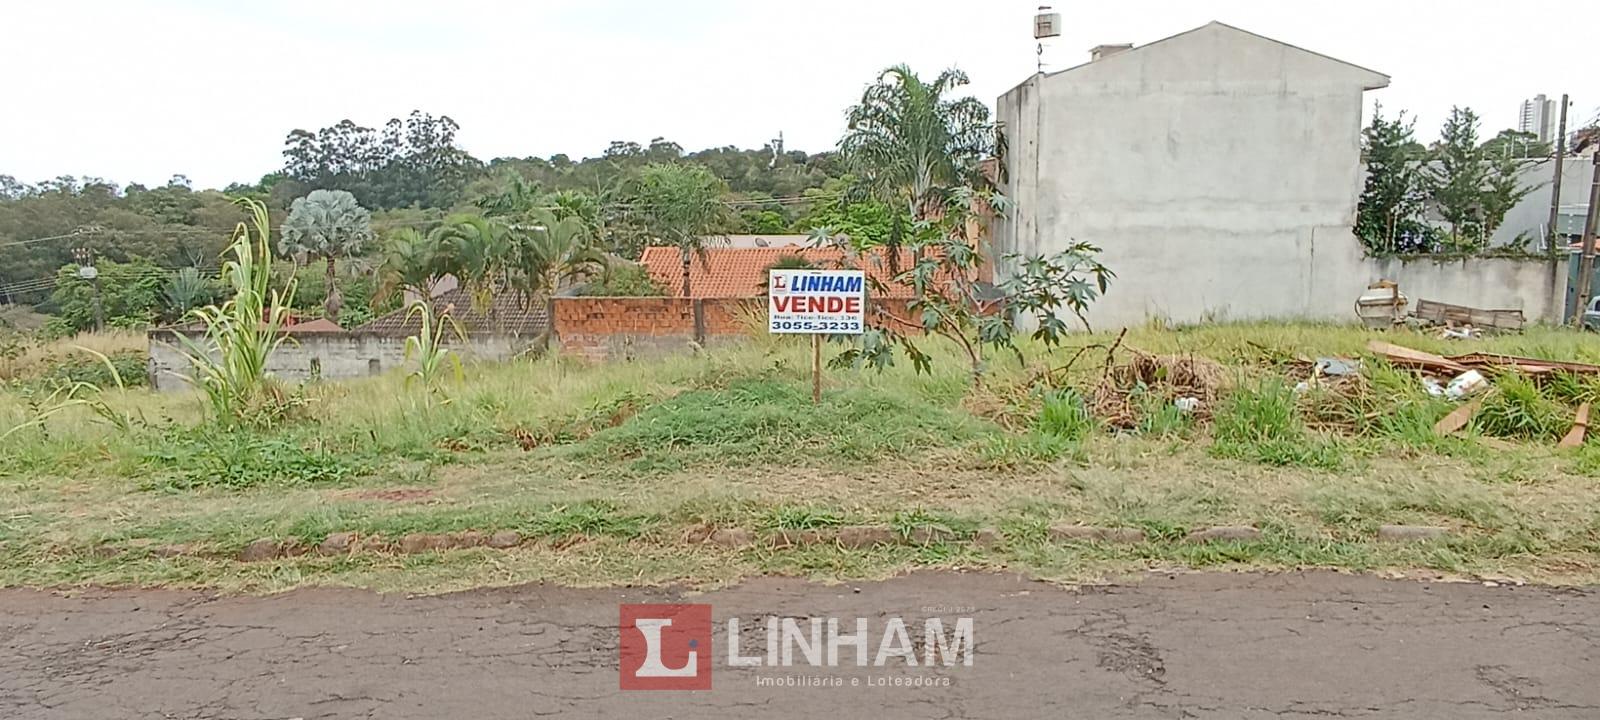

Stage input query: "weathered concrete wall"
[
  {"left": 1366, "top": 255, "right": 1567, "bottom": 321},
  {"left": 996, "top": 23, "right": 1391, "bottom": 329},
  {"left": 148, "top": 331, "right": 533, "bottom": 391}
]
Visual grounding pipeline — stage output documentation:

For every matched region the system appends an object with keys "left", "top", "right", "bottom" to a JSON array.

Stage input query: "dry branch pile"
[{"left": 1090, "top": 351, "right": 1229, "bottom": 428}]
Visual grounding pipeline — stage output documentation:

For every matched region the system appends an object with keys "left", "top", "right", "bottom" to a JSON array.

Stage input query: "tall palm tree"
[
  {"left": 631, "top": 162, "right": 728, "bottom": 296},
  {"left": 839, "top": 65, "right": 995, "bottom": 264},
  {"left": 279, "top": 189, "right": 373, "bottom": 322}
]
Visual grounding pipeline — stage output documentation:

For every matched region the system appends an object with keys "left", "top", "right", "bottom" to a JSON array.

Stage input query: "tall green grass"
[
  {"left": 1211, "top": 378, "right": 1345, "bottom": 469},
  {"left": 172, "top": 198, "right": 300, "bottom": 426},
  {"left": 1473, "top": 373, "right": 1570, "bottom": 440}
]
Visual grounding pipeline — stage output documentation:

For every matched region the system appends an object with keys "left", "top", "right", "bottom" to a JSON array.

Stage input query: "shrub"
[
  {"left": 34, "top": 350, "right": 147, "bottom": 389},
  {"left": 143, "top": 429, "right": 367, "bottom": 490},
  {"left": 578, "top": 263, "right": 663, "bottom": 296}
]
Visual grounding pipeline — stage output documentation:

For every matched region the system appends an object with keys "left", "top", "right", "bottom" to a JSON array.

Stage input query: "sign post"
[{"left": 768, "top": 268, "right": 867, "bottom": 404}]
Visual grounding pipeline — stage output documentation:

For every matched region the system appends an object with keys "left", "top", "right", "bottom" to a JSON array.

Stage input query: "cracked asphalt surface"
[{"left": 2, "top": 571, "right": 1596, "bottom": 719}]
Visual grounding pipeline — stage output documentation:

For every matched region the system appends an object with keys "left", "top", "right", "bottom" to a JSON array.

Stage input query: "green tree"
[
  {"left": 834, "top": 188, "right": 1113, "bottom": 384},
  {"left": 1356, "top": 104, "right": 1433, "bottom": 253},
  {"left": 1480, "top": 129, "right": 1551, "bottom": 161},
  {"left": 793, "top": 177, "right": 904, "bottom": 247},
  {"left": 1427, "top": 107, "right": 1489, "bottom": 248},
  {"left": 1483, "top": 152, "right": 1540, "bottom": 241},
  {"left": 430, "top": 214, "right": 506, "bottom": 318},
  {"left": 375, "top": 228, "right": 444, "bottom": 304},
  {"left": 281, "top": 111, "right": 483, "bottom": 209},
  {"left": 629, "top": 163, "right": 730, "bottom": 295},
  {"left": 839, "top": 65, "right": 995, "bottom": 262},
  {"left": 278, "top": 189, "right": 374, "bottom": 322},
  {"left": 47, "top": 259, "right": 167, "bottom": 333},
  {"left": 505, "top": 208, "right": 607, "bottom": 303},
  {"left": 577, "top": 263, "right": 663, "bottom": 296}
]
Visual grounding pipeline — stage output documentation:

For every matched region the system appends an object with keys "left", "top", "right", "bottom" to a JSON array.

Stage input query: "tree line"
[
  {"left": 1356, "top": 104, "right": 1548, "bottom": 254},
  {"left": 0, "top": 119, "right": 902, "bottom": 319}
]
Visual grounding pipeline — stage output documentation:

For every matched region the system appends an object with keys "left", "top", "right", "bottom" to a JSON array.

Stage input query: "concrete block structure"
[{"left": 995, "top": 22, "right": 1397, "bottom": 327}]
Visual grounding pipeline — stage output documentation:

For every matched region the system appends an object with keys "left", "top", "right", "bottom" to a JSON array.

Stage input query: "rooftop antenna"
[{"left": 1034, "top": 5, "right": 1061, "bottom": 72}]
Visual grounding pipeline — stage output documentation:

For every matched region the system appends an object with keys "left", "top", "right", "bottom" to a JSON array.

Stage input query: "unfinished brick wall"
[{"left": 551, "top": 297, "right": 920, "bottom": 361}]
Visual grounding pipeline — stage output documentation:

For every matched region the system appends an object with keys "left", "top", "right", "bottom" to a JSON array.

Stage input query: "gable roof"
[
  {"left": 282, "top": 318, "right": 345, "bottom": 334},
  {"left": 354, "top": 287, "right": 550, "bottom": 337},
  {"left": 639, "top": 246, "right": 929, "bottom": 299},
  {"left": 1032, "top": 20, "right": 1389, "bottom": 91}
]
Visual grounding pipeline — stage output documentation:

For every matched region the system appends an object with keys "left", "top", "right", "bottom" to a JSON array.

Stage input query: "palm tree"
[
  {"left": 376, "top": 228, "right": 443, "bottom": 304},
  {"left": 548, "top": 189, "right": 606, "bottom": 245},
  {"left": 279, "top": 189, "right": 373, "bottom": 322},
  {"left": 631, "top": 163, "right": 728, "bottom": 296},
  {"left": 505, "top": 208, "right": 607, "bottom": 302},
  {"left": 839, "top": 65, "right": 995, "bottom": 264},
  {"left": 429, "top": 214, "right": 505, "bottom": 318}
]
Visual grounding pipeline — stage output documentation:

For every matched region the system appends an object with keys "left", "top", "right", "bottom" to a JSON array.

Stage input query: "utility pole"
[
  {"left": 1572, "top": 152, "right": 1600, "bottom": 328},
  {"left": 1547, "top": 93, "right": 1570, "bottom": 255},
  {"left": 72, "top": 247, "right": 104, "bottom": 332}
]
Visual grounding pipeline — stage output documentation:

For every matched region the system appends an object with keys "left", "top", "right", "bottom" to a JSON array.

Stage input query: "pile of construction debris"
[
  {"left": 1355, "top": 281, "right": 1525, "bottom": 338},
  {"left": 1367, "top": 340, "right": 1598, "bottom": 446}
]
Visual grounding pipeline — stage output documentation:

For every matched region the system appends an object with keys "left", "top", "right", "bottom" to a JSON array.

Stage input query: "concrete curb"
[
  {"left": 1048, "top": 526, "right": 1147, "bottom": 544},
  {"left": 1376, "top": 525, "right": 1450, "bottom": 542},
  {"left": 1183, "top": 526, "right": 1263, "bottom": 543}
]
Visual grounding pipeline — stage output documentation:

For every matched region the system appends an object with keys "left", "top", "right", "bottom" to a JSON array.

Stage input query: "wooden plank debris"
[
  {"left": 1413, "top": 299, "right": 1525, "bottom": 331},
  {"left": 1433, "top": 398, "right": 1483, "bottom": 436},
  {"left": 1366, "top": 340, "right": 1469, "bottom": 374},
  {"left": 1559, "top": 403, "right": 1591, "bottom": 448},
  {"left": 1447, "top": 353, "right": 1600, "bottom": 376}
]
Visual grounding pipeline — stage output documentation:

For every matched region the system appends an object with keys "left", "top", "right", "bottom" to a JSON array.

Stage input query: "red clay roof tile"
[{"left": 640, "top": 246, "right": 927, "bottom": 299}]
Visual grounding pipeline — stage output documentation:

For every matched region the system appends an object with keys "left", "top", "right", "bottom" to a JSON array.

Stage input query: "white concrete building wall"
[
  {"left": 1489, "top": 157, "right": 1596, "bottom": 246},
  {"left": 996, "top": 22, "right": 1394, "bottom": 328}
]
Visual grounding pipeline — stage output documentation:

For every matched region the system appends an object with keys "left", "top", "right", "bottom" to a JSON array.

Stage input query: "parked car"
[{"left": 1585, "top": 296, "right": 1600, "bottom": 331}]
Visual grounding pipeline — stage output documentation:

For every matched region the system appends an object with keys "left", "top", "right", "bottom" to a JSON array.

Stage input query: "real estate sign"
[{"left": 767, "top": 269, "right": 867, "bottom": 334}]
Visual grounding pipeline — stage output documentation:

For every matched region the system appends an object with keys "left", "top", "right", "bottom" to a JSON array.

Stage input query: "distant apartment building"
[{"left": 1519, "top": 94, "right": 1559, "bottom": 142}]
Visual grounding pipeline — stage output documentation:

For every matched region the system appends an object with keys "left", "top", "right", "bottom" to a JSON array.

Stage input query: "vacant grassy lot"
[{"left": 3, "top": 323, "right": 1600, "bottom": 593}]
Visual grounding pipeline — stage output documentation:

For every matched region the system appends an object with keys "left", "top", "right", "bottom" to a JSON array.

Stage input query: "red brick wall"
[{"left": 551, "top": 297, "right": 924, "bottom": 361}]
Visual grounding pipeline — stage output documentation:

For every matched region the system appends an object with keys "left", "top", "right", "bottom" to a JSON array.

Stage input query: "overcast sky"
[{"left": 4, "top": 0, "right": 1596, "bottom": 190}]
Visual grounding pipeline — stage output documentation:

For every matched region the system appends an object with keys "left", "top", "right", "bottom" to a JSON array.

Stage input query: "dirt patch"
[{"left": 336, "top": 488, "right": 437, "bottom": 502}]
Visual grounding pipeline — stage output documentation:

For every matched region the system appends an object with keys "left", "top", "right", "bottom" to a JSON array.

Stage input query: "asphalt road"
[{"left": 1, "top": 571, "right": 1596, "bottom": 719}]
